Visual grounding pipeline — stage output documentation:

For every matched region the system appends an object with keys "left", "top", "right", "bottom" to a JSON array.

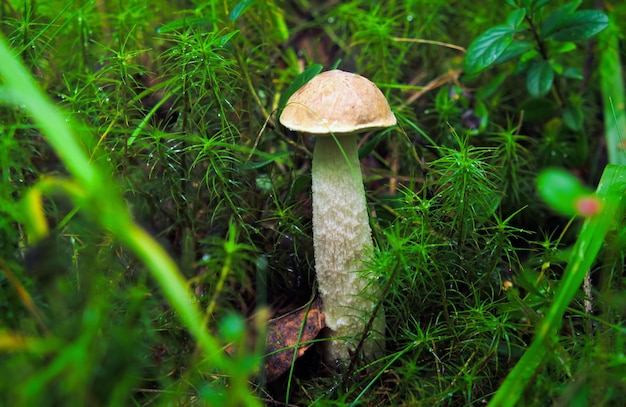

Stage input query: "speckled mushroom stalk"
[
  {"left": 280, "top": 69, "right": 396, "bottom": 364},
  {"left": 311, "top": 133, "right": 384, "bottom": 363}
]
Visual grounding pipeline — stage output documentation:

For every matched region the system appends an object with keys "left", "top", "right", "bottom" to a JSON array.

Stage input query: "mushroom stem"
[{"left": 312, "top": 134, "right": 384, "bottom": 363}]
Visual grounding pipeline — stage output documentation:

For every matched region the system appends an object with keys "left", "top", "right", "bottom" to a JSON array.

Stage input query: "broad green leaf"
[
  {"left": 552, "top": 41, "right": 577, "bottom": 54},
  {"left": 548, "top": 10, "right": 609, "bottom": 41},
  {"left": 550, "top": 60, "right": 563, "bottom": 75},
  {"left": 526, "top": 60, "right": 554, "bottom": 97},
  {"left": 540, "top": 0, "right": 582, "bottom": 39},
  {"left": 464, "top": 25, "right": 516, "bottom": 75},
  {"left": 519, "top": 47, "right": 540, "bottom": 64},
  {"left": 523, "top": 0, "right": 554, "bottom": 13},
  {"left": 277, "top": 64, "right": 323, "bottom": 111},
  {"left": 563, "top": 105, "right": 583, "bottom": 132},
  {"left": 506, "top": 8, "right": 527, "bottom": 28},
  {"left": 562, "top": 66, "right": 583, "bottom": 80},
  {"left": 493, "top": 41, "right": 534, "bottom": 65}
]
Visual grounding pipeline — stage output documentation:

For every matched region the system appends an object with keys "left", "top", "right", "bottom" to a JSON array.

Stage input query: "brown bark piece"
[{"left": 264, "top": 297, "right": 325, "bottom": 382}]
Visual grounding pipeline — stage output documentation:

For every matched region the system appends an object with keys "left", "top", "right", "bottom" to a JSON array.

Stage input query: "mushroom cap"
[{"left": 280, "top": 69, "right": 397, "bottom": 135}]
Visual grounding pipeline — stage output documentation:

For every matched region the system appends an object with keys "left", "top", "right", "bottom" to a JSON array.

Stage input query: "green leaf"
[
  {"left": 552, "top": 41, "right": 577, "bottom": 54},
  {"left": 519, "top": 48, "right": 540, "bottom": 64},
  {"left": 277, "top": 64, "right": 323, "bottom": 111},
  {"left": 493, "top": 41, "right": 534, "bottom": 65},
  {"left": 526, "top": 60, "right": 554, "bottom": 97},
  {"left": 230, "top": 0, "right": 256, "bottom": 22},
  {"left": 507, "top": 8, "right": 527, "bottom": 28},
  {"left": 540, "top": 0, "right": 582, "bottom": 39},
  {"left": 550, "top": 60, "right": 563, "bottom": 75},
  {"left": 464, "top": 25, "right": 516, "bottom": 75},
  {"left": 537, "top": 168, "right": 593, "bottom": 216},
  {"left": 548, "top": 10, "right": 609, "bottom": 41},
  {"left": 219, "top": 313, "right": 246, "bottom": 342},
  {"left": 562, "top": 66, "right": 583, "bottom": 80},
  {"left": 563, "top": 105, "right": 583, "bottom": 132},
  {"left": 523, "top": 0, "right": 554, "bottom": 13}
]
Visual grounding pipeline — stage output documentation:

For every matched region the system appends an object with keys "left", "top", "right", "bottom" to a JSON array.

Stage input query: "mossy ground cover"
[{"left": 1, "top": 1, "right": 625, "bottom": 406}]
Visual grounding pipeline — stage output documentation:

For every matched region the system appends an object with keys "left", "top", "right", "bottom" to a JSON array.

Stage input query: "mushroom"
[{"left": 279, "top": 69, "right": 396, "bottom": 364}]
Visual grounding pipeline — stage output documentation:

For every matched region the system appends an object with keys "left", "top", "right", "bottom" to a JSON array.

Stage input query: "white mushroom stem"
[{"left": 311, "top": 134, "right": 384, "bottom": 363}]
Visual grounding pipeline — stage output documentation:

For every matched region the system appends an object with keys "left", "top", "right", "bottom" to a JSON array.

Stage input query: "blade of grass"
[
  {"left": 599, "top": 16, "right": 626, "bottom": 166},
  {"left": 488, "top": 164, "right": 626, "bottom": 407}
]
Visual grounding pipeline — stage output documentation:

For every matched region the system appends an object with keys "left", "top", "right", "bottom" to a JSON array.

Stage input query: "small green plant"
[
  {"left": 464, "top": 0, "right": 609, "bottom": 166},
  {"left": 0, "top": 33, "right": 262, "bottom": 406},
  {"left": 464, "top": 1, "right": 608, "bottom": 98},
  {"left": 489, "top": 164, "right": 626, "bottom": 407}
]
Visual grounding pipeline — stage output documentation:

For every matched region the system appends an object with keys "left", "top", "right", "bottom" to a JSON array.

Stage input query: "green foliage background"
[{"left": 0, "top": 1, "right": 625, "bottom": 406}]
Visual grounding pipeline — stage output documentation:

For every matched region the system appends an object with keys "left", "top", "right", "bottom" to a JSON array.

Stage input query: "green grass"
[{"left": 1, "top": 1, "right": 625, "bottom": 406}]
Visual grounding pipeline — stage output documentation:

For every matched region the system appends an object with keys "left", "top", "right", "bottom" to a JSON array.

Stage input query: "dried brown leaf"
[{"left": 264, "top": 297, "right": 325, "bottom": 382}]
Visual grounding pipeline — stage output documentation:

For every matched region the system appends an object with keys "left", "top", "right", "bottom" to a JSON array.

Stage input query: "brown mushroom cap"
[{"left": 280, "top": 69, "right": 397, "bottom": 135}]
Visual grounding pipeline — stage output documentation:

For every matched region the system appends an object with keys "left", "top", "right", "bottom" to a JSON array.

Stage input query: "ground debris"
[{"left": 264, "top": 297, "right": 325, "bottom": 382}]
